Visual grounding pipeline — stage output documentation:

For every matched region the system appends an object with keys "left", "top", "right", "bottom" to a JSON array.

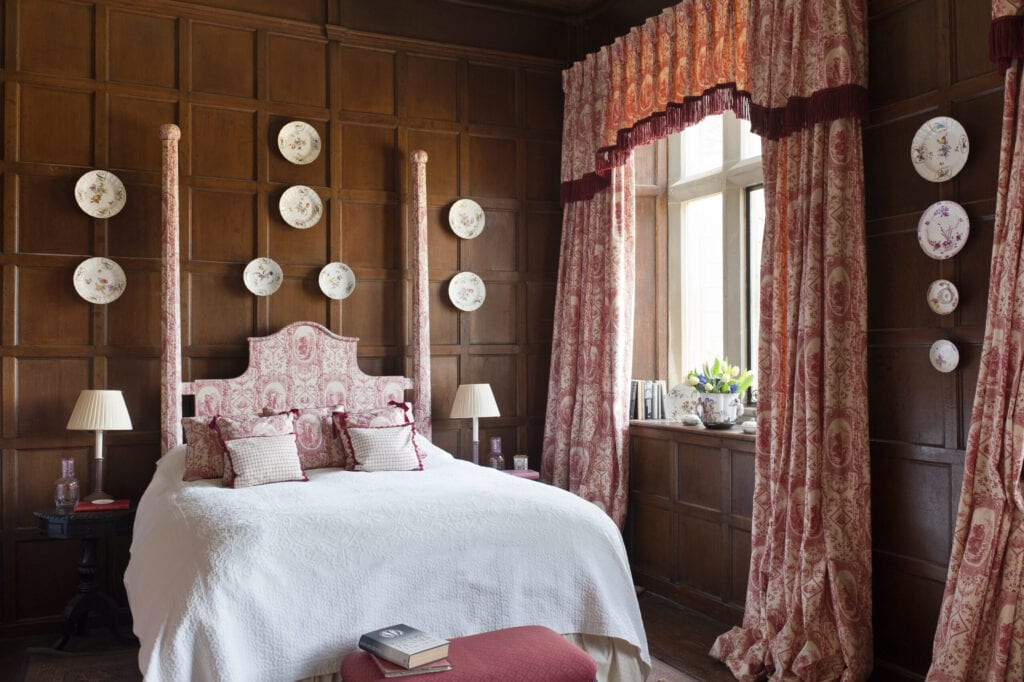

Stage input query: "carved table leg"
[{"left": 52, "top": 537, "right": 138, "bottom": 649}]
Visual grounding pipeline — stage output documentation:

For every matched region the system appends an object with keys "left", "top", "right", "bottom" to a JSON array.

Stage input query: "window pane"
[
  {"left": 681, "top": 193, "right": 724, "bottom": 376},
  {"left": 747, "top": 187, "right": 766, "bottom": 397},
  {"left": 682, "top": 115, "right": 723, "bottom": 177},
  {"left": 739, "top": 118, "right": 761, "bottom": 160}
]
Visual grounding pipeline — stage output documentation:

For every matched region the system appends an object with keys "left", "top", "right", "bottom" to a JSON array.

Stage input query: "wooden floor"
[
  {"left": 638, "top": 591, "right": 738, "bottom": 682},
  {"left": 0, "top": 593, "right": 735, "bottom": 681}
]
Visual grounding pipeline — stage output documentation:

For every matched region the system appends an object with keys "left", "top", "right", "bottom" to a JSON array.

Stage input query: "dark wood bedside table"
[{"left": 33, "top": 508, "right": 138, "bottom": 649}]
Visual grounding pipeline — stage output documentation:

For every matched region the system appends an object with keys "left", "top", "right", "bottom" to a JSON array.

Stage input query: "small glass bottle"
[
  {"left": 488, "top": 436, "right": 505, "bottom": 470},
  {"left": 54, "top": 457, "right": 80, "bottom": 514}
]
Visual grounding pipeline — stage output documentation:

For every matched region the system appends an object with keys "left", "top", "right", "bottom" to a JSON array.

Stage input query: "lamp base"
[
  {"left": 471, "top": 440, "right": 479, "bottom": 466},
  {"left": 84, "top": 489, "right": 114, "bottom": 503},
  {"left": 86, "top": 457, "right": 112, "bottom": 503}
]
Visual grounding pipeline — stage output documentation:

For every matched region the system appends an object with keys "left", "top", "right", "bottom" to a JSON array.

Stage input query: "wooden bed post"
[
  {"left": 410, "top": 150, "right": 431, "bottom": 439},
  {"left": 160, "top": 124, "right": 182, "bottom": 454}
]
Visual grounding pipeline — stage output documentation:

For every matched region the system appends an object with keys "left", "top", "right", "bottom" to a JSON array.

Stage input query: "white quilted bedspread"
[{"left": 125, "top": 440, "right": 649, "bottom": 681}]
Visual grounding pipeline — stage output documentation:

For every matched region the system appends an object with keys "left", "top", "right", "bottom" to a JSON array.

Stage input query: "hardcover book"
[
  {"left": 358, "top": 624, "right": 449, "bottom": 669},
  {"left": 73, "top": 499, "right": 130, "bottom": 512},
  {"left": 371, "top": 654, "right": 452, "bottom": 677}
]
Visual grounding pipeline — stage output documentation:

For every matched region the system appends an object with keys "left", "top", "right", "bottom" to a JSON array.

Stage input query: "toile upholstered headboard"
[
  {"left": 159, "top": 124, "right": 432, "bottom": 453},
  {"left": 183, "top": 321, "right": 413, "bottom": 418}
]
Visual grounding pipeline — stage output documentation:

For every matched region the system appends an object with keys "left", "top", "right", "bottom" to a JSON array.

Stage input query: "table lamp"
[
  {"left": 449, "top": 384, "right": 499, "bottom": 465},
  {"left": 66, "top": 390, "right": 132, "bottom": 502}
]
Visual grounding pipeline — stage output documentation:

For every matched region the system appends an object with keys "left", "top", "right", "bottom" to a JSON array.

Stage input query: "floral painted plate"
[
  {"left": 927, "top": 279, "right": 959, "bottom": 315},
  {"left": 918, "top": 201, "right": 969, "bottom": 259},
  {"left": 448, "top": 199, "right": 485, "bottom": 239},
  {"left": 74, "top": 170, "right": 126, "bottom": 219},
  {"left": 279, "top": 185, "right": 323, "bottom": 229},
  {"left": 911, "top": 117, "right": 969, "bottom": 182},
  {"left": 73, "top": 257, "right": 126, "bottom": 304},
  {"left": 243, "top": 258, "right": 283, "bottom": 296},
  {"left": 929, "top": 339, "right": 959, "bottom": 373},
  {"left": 448, "top": 271, "right": 486, "bottom": 311},
  {"left": 277, "top": 121, "right": 321, "bottom": 165},
  {"left": 318, "top": 262, "right": 356, "bottom": 300}
]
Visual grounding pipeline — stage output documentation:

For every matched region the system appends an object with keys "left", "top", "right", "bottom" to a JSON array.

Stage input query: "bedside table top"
[{"left": 34, "top": 508, "right": 136, "bottom": 540}]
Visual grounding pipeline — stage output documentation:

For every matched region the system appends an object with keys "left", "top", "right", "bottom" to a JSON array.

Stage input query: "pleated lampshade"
[
  {"left": 67, "top": 390, "right": 133, "bottom": 431},
  {"left": 449, "top": 384, "right": 500, "bottom": 419}
]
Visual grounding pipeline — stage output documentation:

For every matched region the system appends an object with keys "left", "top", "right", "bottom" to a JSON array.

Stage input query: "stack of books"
[
  {"left": 629, "top": 379, "right": 667, "bottom": 420},
  {"left": 358, "top": 624, "right": 451, "bottom": 677}
]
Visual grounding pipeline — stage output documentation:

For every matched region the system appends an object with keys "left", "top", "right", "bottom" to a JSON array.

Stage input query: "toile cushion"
[
  {"left": 267, "top": 406, "right": 346, "bottom": 470},
  {"left": 340, "top": 625, "right": 598, "bottom": 681},
  {"left": 181, "top": 416, "right": 226, "bottom": 481}
]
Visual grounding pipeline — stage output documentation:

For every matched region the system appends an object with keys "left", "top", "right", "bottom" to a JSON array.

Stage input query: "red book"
[
  {"left": 371, "top": 654, "right": 451, "bottom": 678},
  {"left": 74, "top": 499, "right": 130, "bottom": 512}
]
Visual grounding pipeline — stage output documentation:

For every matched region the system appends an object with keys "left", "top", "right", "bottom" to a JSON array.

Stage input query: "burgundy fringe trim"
[
  {"left": 990, "top": 15, "right": 1024, "bottom": 74},
  {"left": 595, "top": 83, "right": 753, "bottom": 173},
  {"left": 561, "top": 83, "right": 868, "bottom": 206},
  {"left": 561, "top": 172, "right": 611, "bottom": 205},
  {"left": 749, "top": 84, "right": 868, "bottom": 140}
]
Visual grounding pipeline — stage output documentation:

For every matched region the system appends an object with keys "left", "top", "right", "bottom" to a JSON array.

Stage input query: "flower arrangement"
[{"left": 686, "top": 357, "right": 754, "bottom": 395}]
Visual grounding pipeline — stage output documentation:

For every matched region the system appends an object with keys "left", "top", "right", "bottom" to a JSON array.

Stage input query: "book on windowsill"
[
  {"left": 358, "top": 624, "right": 449, "bottom": 669},
  {"left": 73, "top": 498, "right": 130, "bottom": 512},
  {"left": 371, "top": 654, "right": 452, "bottom": 677}
]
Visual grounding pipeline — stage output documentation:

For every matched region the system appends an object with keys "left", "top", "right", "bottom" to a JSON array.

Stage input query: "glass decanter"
[
  {"left": 54, "top": 457, "right": 80, "bottom": 513},
  {"left": 488, "top": 436, "right": 505, "bottom": 470}
]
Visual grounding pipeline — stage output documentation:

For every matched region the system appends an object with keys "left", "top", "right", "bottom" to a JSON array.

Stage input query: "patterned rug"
[{"left": 19, "top": 647, "right": 142, "bottom": 682}]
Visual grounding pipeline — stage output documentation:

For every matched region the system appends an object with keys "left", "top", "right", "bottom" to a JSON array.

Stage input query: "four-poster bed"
[{"left": 124, "top": 125, "right": 650, "bottom": 681}]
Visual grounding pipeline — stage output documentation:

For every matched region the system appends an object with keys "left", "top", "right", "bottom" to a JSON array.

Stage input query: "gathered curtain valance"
[{"left": 560, "top": 0, "right": 869, "bottom": 205}]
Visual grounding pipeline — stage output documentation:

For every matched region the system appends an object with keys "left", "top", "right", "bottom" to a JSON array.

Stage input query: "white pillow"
[
  {"left": 223, "top": 434, "right": 307, "bottom": 488},
  {"left": 343, "top": 422, "right": 423, "bottom": 472}
]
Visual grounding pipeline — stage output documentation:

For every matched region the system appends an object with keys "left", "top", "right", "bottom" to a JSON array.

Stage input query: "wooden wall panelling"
[
  {"left": 628, "top": 423, "right": 753, "bottom": 626},
  {"left": 866, "top": 0, "right": 999, "bottom": 677},
  {"left": 0, "top": 0, "right": 564, "bottom": 636}
]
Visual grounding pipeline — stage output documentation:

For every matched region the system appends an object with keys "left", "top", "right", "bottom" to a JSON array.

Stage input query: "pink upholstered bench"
[{"left": 340, "top": 625, "right": 597, "bottom": 681}]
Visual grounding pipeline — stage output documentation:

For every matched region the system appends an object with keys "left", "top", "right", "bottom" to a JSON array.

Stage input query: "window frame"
[{"left": 665, "top": 111, "right": 764, "bottom": 395}]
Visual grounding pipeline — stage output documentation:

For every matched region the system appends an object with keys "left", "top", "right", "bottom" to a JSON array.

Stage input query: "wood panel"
[
  {"left": 0, "top": 0, "right": 563, "bottom": 638},
  {"left": 628, "top": 422, "right": 754, "bottom": 626},
  {"left": 865, "top": 0, "right": 1000, "bottom": 677}
]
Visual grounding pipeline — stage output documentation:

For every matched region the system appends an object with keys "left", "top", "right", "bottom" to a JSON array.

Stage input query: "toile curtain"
[
  {"left": 927, "top": 6, "right": 1024, "bottom": 678},
  {"left": 540, "top": 162, "right": 635, "bottom": 524},
  {"left": 711, "top": 119, "right": 872, "bottom": 681},
  {"left": 547, "top": 0, "right": 751, "bottom": 528}
]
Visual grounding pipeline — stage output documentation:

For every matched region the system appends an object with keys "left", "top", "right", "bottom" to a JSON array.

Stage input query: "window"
[{"left": 666, "top": 112, "right": 764, "bottom": 396}]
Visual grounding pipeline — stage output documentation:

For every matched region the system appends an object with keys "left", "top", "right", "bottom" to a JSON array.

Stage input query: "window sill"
[{"left": 628, "top": 419, "right": 755, "bottom": 441}]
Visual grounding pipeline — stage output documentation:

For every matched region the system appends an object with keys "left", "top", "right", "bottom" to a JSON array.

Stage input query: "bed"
[{"left": 124, "top": 126, "right": 650, "bottom": 681}]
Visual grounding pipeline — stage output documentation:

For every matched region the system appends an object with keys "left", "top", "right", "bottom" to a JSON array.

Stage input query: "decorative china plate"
[
  {"left": 318, "top": 262, "right": 356, "bottom": 300},
  {"left": 73, "top": 257, "right": 126, "bottom": 304},
  {"left": 448, "top": 199, "right": 485, "bottom": 239},
  {"left": 911, "top": 117, "right": 969, "bottom": 182},
  {"left": 918, "top": 201, "right": 969, "bottom": 259},
  {"left": 927, "top": 279, "right": 959, "bottom": 315},
  {"left": 929, "top": 339, "right": 959, "bottom": 373},
  {"left": 448, "top": 271, "right": 486, "bottom": 311},
  {"left": 243, "top": 258, "right": 283, "bottom": 296},
  {"left": 277, "top": 121, "right": 321, "bottom": 165},
  {"left": 74, "top": 170, "right": 126, "bottom": 219},
  {"left": 279, "top": 185, "right": 323, "bottom": 229}
]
